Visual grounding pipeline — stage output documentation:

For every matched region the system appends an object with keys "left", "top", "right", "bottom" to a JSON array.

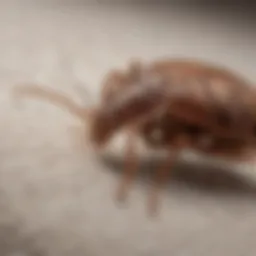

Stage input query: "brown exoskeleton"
[{"left": 12, "top": 58, "right": 256, "bottom": 215}]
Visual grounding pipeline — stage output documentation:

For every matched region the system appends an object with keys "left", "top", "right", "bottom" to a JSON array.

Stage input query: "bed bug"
[{"left": 12, "top": 58, "right": 256, "bottom": 215}]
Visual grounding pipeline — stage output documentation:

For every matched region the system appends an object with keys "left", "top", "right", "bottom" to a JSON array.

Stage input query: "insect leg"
[
  {"left": 115, "top": 129, "right": 139, "bottom": 203},
  {"left": 147, "top": 136, "right": 186, "bottom": 216},
  {"left": 147, "top": 151, "right": 177, "bottom": 216}
]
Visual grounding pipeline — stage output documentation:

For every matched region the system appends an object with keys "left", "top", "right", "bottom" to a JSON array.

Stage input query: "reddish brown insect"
[{"left": 12, "top": 58, "right": 256, "bottom": 215}]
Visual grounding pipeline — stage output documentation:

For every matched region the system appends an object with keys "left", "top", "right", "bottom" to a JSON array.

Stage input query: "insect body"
[{"left": 12, "top": 58, "right": 256, "bottom": 215}]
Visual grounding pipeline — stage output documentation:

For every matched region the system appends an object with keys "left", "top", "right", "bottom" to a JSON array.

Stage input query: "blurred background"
[{"left": 0, "top": 1, "right": 255, "bottom": 255}]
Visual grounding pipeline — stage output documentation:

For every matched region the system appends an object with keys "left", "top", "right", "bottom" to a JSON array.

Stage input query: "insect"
[{"left": 12, "top": 58, "right": 256, "bottom": 215}]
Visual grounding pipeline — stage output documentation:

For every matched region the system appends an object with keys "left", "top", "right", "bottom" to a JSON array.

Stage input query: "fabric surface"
[{"left": 0, "top": 1, "right": 256, "bottom": 255}]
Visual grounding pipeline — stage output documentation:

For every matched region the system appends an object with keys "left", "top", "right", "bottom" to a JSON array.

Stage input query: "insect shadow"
[{"left": 99, "top": 154, "right": 256, "bottom": 199}]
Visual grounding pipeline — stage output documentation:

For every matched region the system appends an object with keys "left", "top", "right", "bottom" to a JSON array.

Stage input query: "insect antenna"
[{"left": 12, "top": 84, "right": 93, "bottom": 121}]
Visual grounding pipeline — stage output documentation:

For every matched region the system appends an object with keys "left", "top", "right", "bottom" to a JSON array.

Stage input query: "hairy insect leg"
[{"left": 116, "top": 130, "right": 139, "bottom": 203}]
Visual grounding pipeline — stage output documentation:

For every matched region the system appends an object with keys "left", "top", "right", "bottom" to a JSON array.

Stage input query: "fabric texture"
[{"left": 0, "top": 1, "right": 256, "bottom": 255}]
